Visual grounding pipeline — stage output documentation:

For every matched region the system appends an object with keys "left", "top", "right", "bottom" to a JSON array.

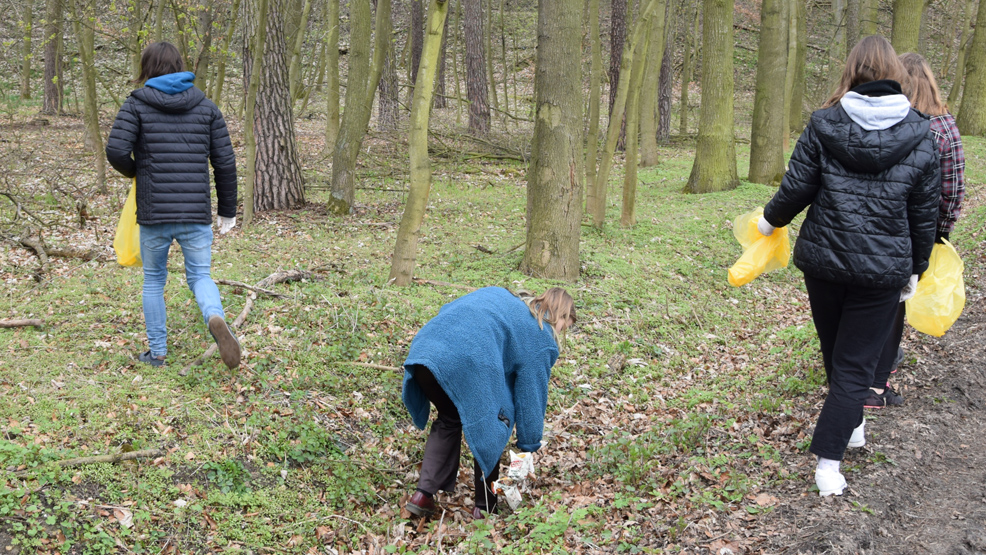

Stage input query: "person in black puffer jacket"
[
  {"left": 758, "top": 36, "right": 940, "bottom": 497},
  {"left": 106, "top": 42, "right": 241, "bottom": 371}
]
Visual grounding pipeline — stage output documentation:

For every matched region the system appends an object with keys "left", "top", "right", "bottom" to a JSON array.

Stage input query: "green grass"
[{"left": 1, "top": 130, "right": 984, "bottom": 552}]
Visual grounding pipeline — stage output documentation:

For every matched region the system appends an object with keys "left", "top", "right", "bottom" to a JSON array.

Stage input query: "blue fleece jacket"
[
  {"left": 145, "top": 71, "right": 196, "bottom": 94},
  {"left": 402, "top": 287, "right": 559, "bottom": 479}
]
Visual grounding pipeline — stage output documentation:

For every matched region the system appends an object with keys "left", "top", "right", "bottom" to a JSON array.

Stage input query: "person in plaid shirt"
[{"left": 866, "top": 52, "right": 966, "bottom": 409}]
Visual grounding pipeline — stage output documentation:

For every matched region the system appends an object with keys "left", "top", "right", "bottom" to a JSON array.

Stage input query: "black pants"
[
  {"left": 411, "top": 365, "right": 499, "bottom": 511},
  {"left": 873, "top": 302, "right": 906, "bottom": 388},
  {"left": 804, "top": 276, "right": 901, "bottom": 461}
]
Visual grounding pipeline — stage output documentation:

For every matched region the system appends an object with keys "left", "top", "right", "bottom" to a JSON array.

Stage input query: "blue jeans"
[{"left": 140, "top": 223, "right": 225, "bottom": 358}]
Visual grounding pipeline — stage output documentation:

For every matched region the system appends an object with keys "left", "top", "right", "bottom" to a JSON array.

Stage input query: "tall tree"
[
  {"left": 891, "top": 0, "right": 923, "bottom": 53},
  {"left": 243, "top": 0, "right": 269, "bottom": 226},
  {"left": 947, "top": 0, "right": 976, "bottom": 109},
  {"left": 378, "top": 0, "right": 399, "bottom": 130},
  {"left": 520, "top": 0, "right": 583, "bottom": 280},
  {"left": 42, "top": 0, "right": 64, "bottom": 114},
  {"left": 585, "top": 0, "right": 603, "bottom": 192},
  {"left": 287, "top": 0, "right": 313, "bottom": 101},
  {"left": 244, "top": 0, "right": 306, "bottom": 212},
  {"left": 609, "top": 0, "right": 628, "bottom": 116},
  {"left": 655, "top": 0, "right": 676, "bottom": 142},
  {"left": 783, "top": 0, "right": 806, "bottom": 144},
  {"left": 193, "top": 0, "right": 214, "bottom": 92},
  {"left": 463, "top": 0, "right": 490, "bottom": 133},
  {"left": 21, "top": 0, "right": 33, "bottom": 99},
  {"left": 69, "top": 0, "right": 106, "bottom": 192},
  {"left": 389, "top": 0, "right": 450, "bottom": 286},
  {"left": 749, "top": 0, "right": 789, "bottom": 185},
  {"left": 860, "top": 0, "right": 878, "bottom": 35},
  {"left": 411, "top": 0, "right": 425, "bottom": 87},
  {"left": 328, "top": 0, "right": 392, "bottom": 213},
  {"left": 845, "top": 0, "right": 860, "bottom": 52},
  {"left": 434, "top": 13, "right": 449, "bottom": 108},
  {"left": 638, "top": 0, "right": 667, "bottom": 168},
  {"left": 679, "top": 3, "right": 699, "bottom": 135},
  {"left": 686, "top": 0, "right": 738, "bottom": 193},
  {"left": 324, "top": 0, "right": 340, "bottom": 149},
  {"left": 211, "top": 0, "right": 241, "bottom": 106},
  {"left": 957, "top": 0, "right": 986, "bottom": 136},
  {"left": 621, "top": 20, "right": 652, "bottom": 226}
]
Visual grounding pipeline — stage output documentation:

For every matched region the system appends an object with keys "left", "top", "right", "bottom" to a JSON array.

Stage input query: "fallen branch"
[
  {"left": 19, "top": 235, "right": 49, "bottom": 281},
  {"left": 11, "top": 448, "right": 165, "bottom": 478},
  {"left": 181, "top": 292, "right": 256, "bottom": 376},
  {"left": 0, "top": 319, "right": 43, "bottom": 328},
  {"left": 411, "top": 278, "right": 476, "bottom": 291},
  {"left": 214, "top": 279, "right": 291, "bottom": 299},
  {"left": 330, "top": 361, "right": 401, "bottom": 372},
  {"left": 47, "top": 246, "right": 102, "bottom": 262},
  {"left": 257, "top": 269, "right": 312, "bottom": 289}
]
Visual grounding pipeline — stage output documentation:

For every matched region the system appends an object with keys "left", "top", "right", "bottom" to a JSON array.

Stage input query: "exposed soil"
[{"left": 756, "top": 292, "right": 986, "bottom": 555}]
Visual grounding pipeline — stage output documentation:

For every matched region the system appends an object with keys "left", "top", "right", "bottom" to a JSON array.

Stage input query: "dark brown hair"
[
  {"left": 899, "top": 52, "right": 948, "bottom": 116},
  {"left": 822, "top": 35, "right": 906, "bottom": 108},
  {"left": 137, "top": 42, "right": 185, "bottom": 83}
]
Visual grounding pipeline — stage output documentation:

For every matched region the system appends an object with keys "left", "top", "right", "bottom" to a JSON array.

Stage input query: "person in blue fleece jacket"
[{"left": 402, "top": 287, "right": 575, "bottom": 519}]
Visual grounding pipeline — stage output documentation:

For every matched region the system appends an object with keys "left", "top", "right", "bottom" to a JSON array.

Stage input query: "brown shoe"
[
  {"left": 472, "top": 503, "right": 497, "bottom": 519},
  {"left": 406, "top": 491, "right": 435, "bottom": 517},
  {"left": 208, "top": 315, "right": 241, "bottom": 369}
]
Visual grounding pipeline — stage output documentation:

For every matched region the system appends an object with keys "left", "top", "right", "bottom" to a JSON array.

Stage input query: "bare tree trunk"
[
  {"left": 212, "top": 0, "right": 241, "bottom": 106},
  {"left": 42, "top": 0, "right": 64, "bottom": 115},
  {"left": 154, "top": 0, "right": 166, "bottom": 41},
  {"left": 845, "top": 0, "right": 860, "bottom": 52},
  {"left": 244, "top": 0, "right": 306, "bottom": 213},
  {"left": 21, "top": 0, "right": 33, "bottom": 99},
  {"left": 378, "top": 0, "right": 400, "bottom": 130},
  {"left": 288, "top": 0, "right": 313, "bottom": 101},
  {"left": 679, "top": 3, "right": 699, "bottom": 135},
  {"left": 609, "top": 0, "right": 628, "bottom": 116},
  {"left": 686, "top": 0, "right": 738, "bottom": 193},
  {"left": 434, "top": 13, "right": 449, "bottom": 108},
  {"left": 638, "top": 0, "right": 666, "bottom": 167},
  {"left": 655, "top": 0, "right": 675, "bottom": 143},
  {"left": 829, "top": 0, "right": 845, "bottom": 87},
  {"left": 585, "top": 0, "right": 603, "bottom": 195},
  {"left": 781, "top": 0, "right": 796, "bottom": 151},
  {"left": 891, "top": 0, "right": 923, "bottom": 53},
  {"left": 749, "top": 0, "right": 788, "bottom": 185},
  {"left": 621, "top": 20, "right": 652, "bottom": 226},
  {"left": 956, "top": 0, "right": 986, "bottom": 136},
  {"left": 411, "top": 0, "right": 424, "bottom": 88},
  {"left": 69, "top": 0, "right": 106, "bottom": 192},
  {"left": 485, "top": 0, "right": 499, "bottom": 116},
  {"left": 194, "top": 0, "right": 214, "bottom": 93},
  {"left": 860, "top": 0, "right": 878, "bottom": 36},
  {"left": 389, "top": 0, "right": 450, "bottom": 286},
  {"left": 325, "top": 0, "right": 340, "bottom": 149},
  {"left": 520, "top": 0, "right": 583, "bottom": 281},
  {"left": 947, "top": 0, "right": 975, "bottom": 109},
  {"left": 788, "top": 0, "right": 806, "bottom": 136},
  {"left": 329, "top": 0, "right": 392, "bottom": 214},
  {"left": 128, "top": 0, "right": 144, "bottom": 81},
  {"left": 243, "top": 0, "right": 269, "bottom": 226},
  {"left": 463, "top": 0, "right": 490, "bottom": 134}
]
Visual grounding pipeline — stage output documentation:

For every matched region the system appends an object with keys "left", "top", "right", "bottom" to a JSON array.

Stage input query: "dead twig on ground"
[
  {"left": 181, "top": 293, "right": 256, "bottom": 376},
  {"left": 410, "top": 278, "right": 477, "bottom": 291},
  {"left": 257, "top": 269, "right": 313, "bottom": 289},
  {"left": 214, "top": 279, "right": 291, "bottom": 299},
  {"left": 10, "top": 448, "right": 165, "bottom": 478},
  {"left": 330, "top": 361, "right": 401, "bottom": 372},
  {"left": 0, "top": 319, "right": 43, "bottom": 328}
]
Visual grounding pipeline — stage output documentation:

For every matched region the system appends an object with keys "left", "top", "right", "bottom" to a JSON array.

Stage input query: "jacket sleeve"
[
  {"left": 932, "top": 120, "right": 965, "bottom": 234},
  {"left": 210, "top": 107, "right": 238, "bottom": 219},
  {"left": 763, "top": 123, "right": 823, "bottom": 228},
  {"left": 105, "top": 97, "right": 139, "bottom": 178},
  {"left": 909, "top": 141, "right": 941, "bottom": 276},
  {"left": 513, "top": 347, "right": 557, "bottom": 453}
]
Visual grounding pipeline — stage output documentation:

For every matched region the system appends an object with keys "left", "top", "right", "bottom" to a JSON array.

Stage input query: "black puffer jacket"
[
  {"left": 764, "top": 87, "right": 940, "bottom": 290},
  {"left": 106, "top": 74, "right": 237, "bottom": 226}
]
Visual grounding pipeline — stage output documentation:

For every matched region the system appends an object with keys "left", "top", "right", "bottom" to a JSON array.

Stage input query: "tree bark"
[
  {"left": 211, "top": 0, "right": 241, "bottom": 106},
  {"left": 860, "top": 0, "right": 878, "bottom": 36},
  {"left": 947, "top": 0, "right": 975, "bottom": 110},
  {"left": 788, "top": 0, "right": 806, "bottom": 136},
  {"left": 463, "top": 0, "right": 490, "bottom": 134},
  {"left": 411, "top": 0, "right": 425, "bottom": 89},
  {"left": 638, "top": 0, "right": 666, "bottom": 168},
  {"left": 242, "top": 0, "right": 268, "bottom": 226},
  {"left": 389, "top": 0, "right": 450, "bottom": 286},
  {"left": 679, "top": 4, "right": 699, "bottom": 135},
  {"left": 956, "top": 0, "right": 986, "bottom": 136},
  {"left": 609, "top": 0, "right": 628, "bottom": 117},
  {"left": 891, "top": 0, "right": 923, "bottom": 53},
  {"left": 325, "top": 0, "right": 340, "bottom": 149},
  {"left": 42, "top": 0, "right": 64, "bottom": 115},
  {"left": 845, "top": 0, "right": 860, "bottom": 52},
  {"left": 621, "top": 20, "right": 651, "bottom": 226},
  {"left": 244, "top": 0, "right": 306, "bottom": 213},
  {"left": 585, "top": 0, "right": 603, "bottom": 195},
  {"left": 328, "top": 0, "right": 391, "bottom": 214},
  {"left": 520, "top": 0, "right": 582, "bottom": 281},
  {"left": 378, "top": 0, "right": 399, "bottom": 130},
  {"left": 69, "top": 0, "right": 106, "bottom": 192},
  {"left": 434, "top": 13, "right": 449, "bottom": 108},
  {"left": 21, "top": 0, "right": 33, "bottom": 99},
  {"left": 749, "top": 0, "right": 788, "bottom": 186},
  {"left": 193, "top": 0, "right": 214, "bottom": 93},
  {"left": 686, "top": 0, "right": 738, "bottom": 193},
  {"left": 288, "top": 0, "right": 313, "bottom": 101},
  {"left": 655, "top": 0, "right": 675, "bottom": 143}
]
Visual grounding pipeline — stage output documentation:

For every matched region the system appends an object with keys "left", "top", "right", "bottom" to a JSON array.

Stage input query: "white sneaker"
[
  {"left": 848, "top": 420, "right": 865, "bottom": 448},
  {"left": 814, "top": 467, "right": 847, "bottom": 496}
]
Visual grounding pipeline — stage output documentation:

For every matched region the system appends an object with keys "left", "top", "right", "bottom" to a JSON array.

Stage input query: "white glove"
[
  {"left": 900, "top": 274, "right": 919, "bottom": 302},
  {"left": 218, "top": 216, "right": 236, "bottom": 235},
  {"left": 757, "top": 216, "right": 776, "bottom": 237}
]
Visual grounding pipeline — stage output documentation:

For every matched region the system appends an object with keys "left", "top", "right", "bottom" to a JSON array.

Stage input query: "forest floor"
[{"left": 1, "top": 110, "right": 984, "bottom": 554}]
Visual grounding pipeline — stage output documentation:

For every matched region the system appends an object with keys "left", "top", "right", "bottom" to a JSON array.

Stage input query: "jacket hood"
[
  {"left": 132, "top": 72, "right": 205, "bottom": 114},
  {"left": 812, "top": 81, "right": 930, "bottom": 174}
]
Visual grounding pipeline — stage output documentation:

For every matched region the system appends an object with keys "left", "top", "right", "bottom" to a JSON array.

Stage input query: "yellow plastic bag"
[
  {"left": 113, "top": 179, "right": 141, "bottom": 267},
  {"left": 905, "top": 239, "right": 964, "bottom": 337},
  {"left": 728, "top": 207, "right": 790, "bottom": 287}
]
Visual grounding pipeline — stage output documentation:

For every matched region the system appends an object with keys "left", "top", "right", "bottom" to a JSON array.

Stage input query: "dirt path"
[{"left": 757, "top": 293, "right": 986, "bottom": 554}]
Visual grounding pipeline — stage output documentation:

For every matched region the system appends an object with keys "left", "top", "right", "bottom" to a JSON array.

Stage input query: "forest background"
[{"left": 1, "top": 0, "right": 986, "bottom": 551}]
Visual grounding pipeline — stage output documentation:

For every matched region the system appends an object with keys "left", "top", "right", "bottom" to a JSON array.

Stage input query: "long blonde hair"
[
  {"left": 822, "top": 35, "right": 907, "bottom": 108},
  {"left": 899, "top": 52, "right": 948, "bottom": 116},
  {"left": 518, "top": 287, "right": 576, "bottom": 345}
]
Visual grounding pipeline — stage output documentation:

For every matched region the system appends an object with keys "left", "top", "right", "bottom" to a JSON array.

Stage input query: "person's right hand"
[
  {"left": 900, "top": 274, "right": 919, "bottom": 302},
  {"left": 757, "top": 216, "right": 776, "bottom": 237}
]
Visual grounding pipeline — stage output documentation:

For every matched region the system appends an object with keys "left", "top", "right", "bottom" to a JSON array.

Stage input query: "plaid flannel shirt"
[{"left": 929, "top": 114, "right": 965, "bottom": 234}]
